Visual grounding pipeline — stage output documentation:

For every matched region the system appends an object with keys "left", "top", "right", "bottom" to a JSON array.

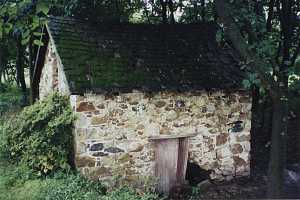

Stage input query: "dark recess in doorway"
[{"left": 185, "top": 161, "right": 212, "bottom": 186}]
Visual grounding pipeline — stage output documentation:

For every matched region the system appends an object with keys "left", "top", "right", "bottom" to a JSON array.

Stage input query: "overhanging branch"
[
  {"left": 291, "top": 33, "right": 300, "bottom": 66},
  {"left": 0, "top": 0, "right": 8, "bottom": 12},
  {"left": 215, "top": 0, "right": 278, "bottom": 99}
]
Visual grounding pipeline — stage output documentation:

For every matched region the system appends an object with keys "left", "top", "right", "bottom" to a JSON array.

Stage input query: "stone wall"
[
  {"left": 38, "top": 39, "right": 252, "bottom": 186},
  {"left": 39, "top": 40, "right": 70, "bottom": 99},
  {"left": 70, "top": 90, "right": 252, "bottom": 185}
]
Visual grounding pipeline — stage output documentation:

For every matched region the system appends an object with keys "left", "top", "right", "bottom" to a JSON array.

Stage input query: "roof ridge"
[{"left": 48, "top": 15, "right": 217, "bottom": 28}]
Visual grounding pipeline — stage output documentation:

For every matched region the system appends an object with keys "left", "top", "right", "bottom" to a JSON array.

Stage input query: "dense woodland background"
[{"left": 0, "top": 0, "right": 300, "bottom": 199}]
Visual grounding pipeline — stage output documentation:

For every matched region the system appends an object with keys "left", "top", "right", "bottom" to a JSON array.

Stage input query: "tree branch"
[
  {"left": 168, "top": 0, "right": 175, "bottom": 24},
  {"left": 160, "top": 0, "right": 168, "bottom": 23},
  {"left": 266, "top": 0, "right": 276, "bottom": 32},
  {"left": 291, "top": 33, "right": 300, "bottom": 67},
  {"left": 215, "top": 0, "right": 278, "bottom": 99},
  {"left": 0, "top": 0, "right": 8, "bottom": 12}
]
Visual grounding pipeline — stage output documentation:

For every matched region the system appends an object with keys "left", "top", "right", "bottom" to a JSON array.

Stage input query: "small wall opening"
[{"left": 185, "top": 161, "right": 212, "bottom": 186}]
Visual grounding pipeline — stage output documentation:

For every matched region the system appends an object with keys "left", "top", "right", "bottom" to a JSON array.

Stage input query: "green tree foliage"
[
  {"left": 179, "top": 0, "right": 215, "bottom": 23},
  {"left": 215, "top": 0, "right": 300, "bottom": 198},
  {"left": 0, "top": 93, "right": 75, "bottom": 175},
  {"left": 62, "top": 0, "right": 142, "bottom": 23},
  {"left": 0, "top": 0, "right": 51, "bottom": 103},
  {"left": 0, "top": 0, "right": 49, "bottom": 41}
]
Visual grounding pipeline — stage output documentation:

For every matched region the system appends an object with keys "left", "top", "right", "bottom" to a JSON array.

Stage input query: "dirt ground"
[{"left": 168, "top": 173, "right": 268, "bottom": 200}]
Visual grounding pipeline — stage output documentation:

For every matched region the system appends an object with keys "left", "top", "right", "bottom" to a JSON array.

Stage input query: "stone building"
[{"left": 33, "top": 16, "right": 252, "bottom": 186}]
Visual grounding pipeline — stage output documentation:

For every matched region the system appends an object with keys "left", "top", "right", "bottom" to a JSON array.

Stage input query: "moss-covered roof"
[{"left": 46, "top": 16, "right": 244, "bottom": 93}]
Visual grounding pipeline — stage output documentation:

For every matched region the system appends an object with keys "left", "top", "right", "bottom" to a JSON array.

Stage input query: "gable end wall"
[{"left": 39, "top": 39, "right": 70, "bottom": 99}]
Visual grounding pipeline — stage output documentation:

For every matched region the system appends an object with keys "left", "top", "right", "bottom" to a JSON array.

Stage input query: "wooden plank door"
[
  {"left": 154, "top": 139, "right": 179, "bottom": 194},
  {"left": 176, "top": 138, "right": 189, "bottom": 184}
]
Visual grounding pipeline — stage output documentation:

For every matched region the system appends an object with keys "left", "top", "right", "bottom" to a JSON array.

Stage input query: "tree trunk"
[
  {"left": 28, "top": 35, "right": 35, "bottom": 104},
  {"left": 266, "top": 0, "right": 275, "bottom": 32},
  {"left": 268, "top": 0, "right": 292, "bottom": 196},
  {"left": 297, "top": 111, "right": 300, "bottom": 163},
  {"left": 29, "top": 35, "right": 34, "bottom": 84},
  {"left": 0, "top": 39, "right": 7, "bottom": 84},
  {"left": 16, "top": 36, "right": 28, "bottom": 105},
  {"left": 192, "top": 2, "right": 199, "bottom": 22},
  {"left": 0, "top": 45, "right": 3, "bottom": 83},
  {"left": 160, "top": 0, "right": 168, "bottom": 24},
  {"left": 168, "top": 0, "right": 175, "bottom": 24},
  {"left": 200, "top": 0, "right": 205, "bottom": 21},
  {"left": 114, "top": 0, "right": 121, "bottom": 22},
  {"left": 267, "top": 97, "right": 288, "bottom": 198},
  {"left": 250, "top": 86, "right": 260, "bottom": 174},
  {"left": 144, "top": 3, "right": 151, "bottom": 23}
]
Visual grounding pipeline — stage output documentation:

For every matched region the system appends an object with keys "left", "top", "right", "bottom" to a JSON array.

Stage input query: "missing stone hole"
[
  {"left": 228, "top": 120, "right": 244, "bottom": 133},
  {"left": 175, "top": 100, "right": 185, "bottom": 108},
  {"left": 185, "top": 162, "right": 212, "bottom": 186}
]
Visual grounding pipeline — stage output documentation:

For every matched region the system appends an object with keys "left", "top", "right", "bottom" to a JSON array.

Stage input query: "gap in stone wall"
[{"left": 185, "top": 161, "right": 212, "bottom": 186}]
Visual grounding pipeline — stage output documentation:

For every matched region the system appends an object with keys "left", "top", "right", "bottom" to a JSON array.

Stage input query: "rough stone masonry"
[{"left": 69, "top": 91, "right": 251, "bottom": 185}]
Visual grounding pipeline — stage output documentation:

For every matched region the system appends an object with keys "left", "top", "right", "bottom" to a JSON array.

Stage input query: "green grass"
[
  {"left": 0, "top": 163, "right": 161, "bottom": 200},
  {"left": 0, "top": 158, "right": 105, "bottom": 200},
  {"left": 0, "top": 84, "right": 22, "bottom": 115},
  {"left": 0, "top": 162, "right": 97, "bottom": 200},
  {"left": 0, "top": 179, "right": 48, "bottom": 200},
  {"left": 0, "top": 162, "right": 45, "bottom": 200}
]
